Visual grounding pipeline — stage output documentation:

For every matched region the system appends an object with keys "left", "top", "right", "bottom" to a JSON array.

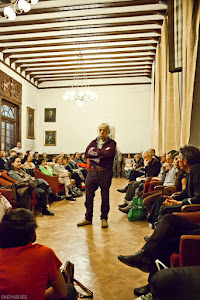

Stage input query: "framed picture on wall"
[
  {"left": 44, "top": 108, "right": 56, "bottom": 122},
  {"left": 27, "top": 106, "right": 35, "bottom": 139},
  {"left": 44, "top": 131, "right": 56, "bottom": 146}
]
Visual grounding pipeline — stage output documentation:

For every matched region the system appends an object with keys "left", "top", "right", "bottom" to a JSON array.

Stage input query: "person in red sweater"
[
  {"left": 0, "top": 208, "right": 77, "bottom": 300},
  {"left": 77, "top": 123, "right": 116, "bottom": 228}
]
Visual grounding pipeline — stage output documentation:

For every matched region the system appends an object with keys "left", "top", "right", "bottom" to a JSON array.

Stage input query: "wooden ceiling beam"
[
  {"left": 23, "top": 64, "right": 152, "bottom": 75},
  {"left": 0, "top": 20, "right": 163, "bottom": 36},
  {"left": 20, "top": 60, "right": 153, "bottom": 72},
  {"left": 5, "top": 50, "right": 156, "bottom": 63},
  {"left": 35, "top": 72, "right": 151, "bottom": 80},
  {"left": 28, "top": 68, "right": 152, "bottom": 77},
  {"left": 37, "top": 74, "right": 151, "bottom": 83},
  {"left": 0, "top": 10, "right": 166, "bottom": 28},
  {"left": 23, "top": 0, "right": 162, "bottom": 16},
  {"left": 16, "top": 56, "right": 155, "bottom": 68},
  {"left": 2, "top": 36, "right": 159, "bottom": 52},
  {"left": 3, "top": 41, "right": 157, "bottom": 56},
  {"left": 0, "top": 29, "right": 161, "bottom": 44}
]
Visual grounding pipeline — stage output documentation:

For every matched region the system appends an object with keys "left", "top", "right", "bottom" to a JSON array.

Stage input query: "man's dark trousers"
[{"left": 85, "top": 169, "right": 113, "bottom": 221}]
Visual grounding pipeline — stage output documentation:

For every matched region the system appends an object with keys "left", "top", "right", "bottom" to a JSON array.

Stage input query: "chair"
[
  {"left": 170, "top": 210, "right": 200, "bottom": 267},
  {"left": 0, "top": 177, "right": 14, "bottom": 207},
  {"left": 1, "top": 171, "right": 38, "bottom": 208},
  {"left": 34, "top": 168, "right": 65, "bottom": 195}
]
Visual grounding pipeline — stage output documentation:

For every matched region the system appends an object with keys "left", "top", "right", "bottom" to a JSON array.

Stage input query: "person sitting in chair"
[{"left": 0, "top": 208, "right": 77, "bottom": 300}]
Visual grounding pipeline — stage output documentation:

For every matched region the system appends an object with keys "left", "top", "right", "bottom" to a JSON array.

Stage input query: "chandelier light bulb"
[
  {"left": 4, "top": 6, "right": 16, "bottom": 20},
  {"left": 18, "top": 0, "right": 31, "bottom": 12},
  {"left": 31, "top": 0, "right": 39, "bottom": 4}
]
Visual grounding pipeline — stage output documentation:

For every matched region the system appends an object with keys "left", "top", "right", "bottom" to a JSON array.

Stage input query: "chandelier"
[
  {"left": 63, "top": 53, "right": 98, "bottom": 104},
  {"left": 2, "top": 0, "right": 39, "bottom": 20}
]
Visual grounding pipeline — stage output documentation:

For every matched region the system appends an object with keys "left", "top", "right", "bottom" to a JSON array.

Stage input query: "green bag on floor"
[{"left": 128, "top": 197, "right": 147, "bottom": 221}]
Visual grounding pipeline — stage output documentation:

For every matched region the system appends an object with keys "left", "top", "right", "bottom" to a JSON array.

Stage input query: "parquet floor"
[{"left": 36, "top": 178, "right": 152, "bottom": 300}]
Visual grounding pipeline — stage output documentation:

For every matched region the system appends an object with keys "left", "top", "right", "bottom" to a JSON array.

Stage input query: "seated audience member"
[
  {"left": 143, "top": 150, "right": 178, "bottom": 198},
  {"left": 23, "top": 154, "right": 35, "bottom": 177},
  {"left": 8, "top": 156, "right": 54, "bottom": 215},
  {"left": 147, "top": 152, "right": 187, "bottom": 227},
  {"left": 60, "top": 152, "right": 65, "bottom": 158},
  {"left": 80, "top": 153, "right": 86, "bottom": 164},
  {"left": 124, "top": 154, "right": 134, "bottom": 178},
  {"left": 160, "top": 153, "right": 166, "bottom": 165},
  {"left": 74, "top": 152, "right": 89, "bottom": 170},
  {"left": 0, "top": 150, "right": 8, "bottom": 170},
  {"left": 128, "top": 154, "right": 145, "bottom": 182},
  {"left": 118, "top": 151, "right": 161, "bottom": 213},
  {"left": 63, "top": 156, "right": 84, "bottom": 190},
  {"left": 32, "top": 151, "right": 41, "bottom": 167},
  {"left": 0, "top": 208, "right": 77, "bottom": 300},
  {"left": 148, "top": 148, "right": 160, "bottom": 161},
  {"left": 0, "top": 193, "right": 12, "bottom": 222},
  {"left": 53, "top": 156, "right": 75, "bottom": 201},
  {"left": 11, "top": 141, "right": 24, "bottom": 155},
  {"left": 118, "top": 213, "right": 200, "bottom": 297},
  {"left": 68, "top": 155, "right": 88, "bottom": 180},
  {"left": 156, "top": 145, "right": 200, "bottom": 219},
  {"left": 39, "top": 159, "right": 54, "bottom": 176},
  {"left": 4, "top": 150, "right": 17, "bottom": 170},
  {"left": 113, "top": 147, "right": 122, "bottom": 178},
  {"left": 21, "top": 150, "right": 31, "bottom": 164},
  {"left": 42, "top": 152, "right": 50, "bottom": 162}
]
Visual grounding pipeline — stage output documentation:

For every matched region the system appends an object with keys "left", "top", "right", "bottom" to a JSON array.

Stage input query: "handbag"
[
  {"left": 62, "top": 261, "right": 93, "bottom": 298},
  {"left": 128, "top": 197, "right": 147, "bottom": 221}
]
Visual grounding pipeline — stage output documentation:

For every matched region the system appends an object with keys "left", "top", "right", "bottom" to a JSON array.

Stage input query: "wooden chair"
[{"left": 34, "top": 168, "right": 65, "bottom": 195}]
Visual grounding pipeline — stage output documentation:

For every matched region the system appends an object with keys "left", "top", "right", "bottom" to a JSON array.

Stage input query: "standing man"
[{"left": 77, "top": 123, "right": 116, "bottom": 228}]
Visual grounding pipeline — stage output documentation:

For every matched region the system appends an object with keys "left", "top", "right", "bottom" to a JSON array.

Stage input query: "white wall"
[
  {"left": 38, "top": 85, "right": 152, "bottom": 154},
  {"left": 0, "top": 62, "right": 152, "bottom": 154}
]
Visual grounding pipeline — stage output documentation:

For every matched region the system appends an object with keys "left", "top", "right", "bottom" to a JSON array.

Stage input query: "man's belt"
[{"left": 90, "top": 165, "right": 108, "bottom": 171}]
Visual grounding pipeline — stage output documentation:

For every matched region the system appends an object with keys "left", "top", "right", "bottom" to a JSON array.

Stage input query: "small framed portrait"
[
  {"left": 27, "top": 106, "right": 35, "bottom": 139},
  {"left": 44, "top": 131, "right": 56, "bottom": 146},
  {"left": 44, "top": 108, "right": 56, "bottom": 122}
]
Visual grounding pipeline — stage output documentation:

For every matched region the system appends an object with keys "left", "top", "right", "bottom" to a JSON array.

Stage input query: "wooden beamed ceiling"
[{"left": 0, "top": 0, "right": 167, "bottom": 88}]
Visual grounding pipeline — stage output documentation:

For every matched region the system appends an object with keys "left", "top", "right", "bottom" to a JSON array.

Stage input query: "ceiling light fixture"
[
  {"left": 2, "top": 0, "right": 39, "bottom": 20},
  {"left": 63, "top": 52, "right": 98, "bottom": 104}
]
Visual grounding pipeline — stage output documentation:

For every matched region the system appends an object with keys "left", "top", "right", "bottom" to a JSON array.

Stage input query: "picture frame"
[
  {"left": 44, "top": 131, "right": 56, "bottom": 146},
  {"left": 27, "top": 106, "right": 35, "bottom": 139},
  {"left": 168, "top": 0, "right": 183, "bottom": 73},
  {"left": 44, "top": 108, "right": 56, "bottom": 122}
]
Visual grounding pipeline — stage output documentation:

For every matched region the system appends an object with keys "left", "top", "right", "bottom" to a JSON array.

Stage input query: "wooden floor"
[{"left": 36, "top": 178, "right": 152, "bottom": 300}]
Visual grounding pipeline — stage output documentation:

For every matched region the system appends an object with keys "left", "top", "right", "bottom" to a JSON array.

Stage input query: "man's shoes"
[
  {"left": 119, "top": 206, "right": 132, "bottom": 214},
  {"left": 117, "top": 186, "right": 128, "bottom": 193},
  {"left": 134, "top": 284, "right": 151, "bottom": 297},
  {"left": 101, "top": 219, "right": 108, "bottom": 228},
  {"left": 77, "top": 219, "right": 92, "bottom": 226},
  {"left": 118, "top": 249, "right": 152, "bottom": 273},
  {"left": 42, "top": 209, "right": 54, "bottom": 216},
  {"left": 118, "top": 202, "right": 128, "bottom": 208},
  {"left": 66, "top": 196, "right": 76, "bottom": 201},
  {"left": 144, "top": 235, "right": 151, "bottom": 242}
]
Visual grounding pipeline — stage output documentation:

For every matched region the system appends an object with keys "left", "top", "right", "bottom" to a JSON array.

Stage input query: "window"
[{"left": 1, "top": 101, "right": 18, "bottom": 153}]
